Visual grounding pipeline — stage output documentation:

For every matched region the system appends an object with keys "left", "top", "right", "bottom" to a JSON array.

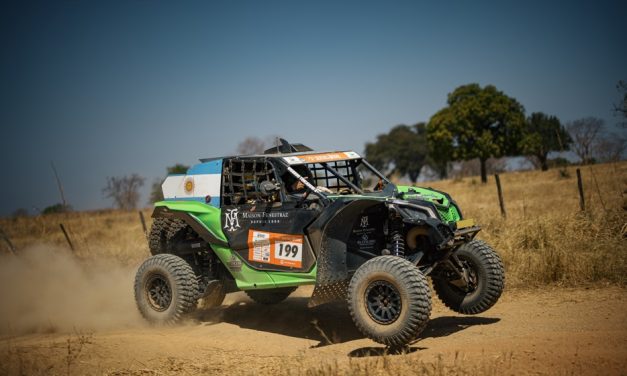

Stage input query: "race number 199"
[{"left": 274, "top": 241, "right": 302, "bottom": 261}]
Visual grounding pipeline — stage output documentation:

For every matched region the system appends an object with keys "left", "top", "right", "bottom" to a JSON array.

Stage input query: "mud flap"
[
  {"left": 308, "top": 200, "right": 383, "bottom": 307},
  {"left": 308, "top": 281, "right": 349, "bottom": 307}
]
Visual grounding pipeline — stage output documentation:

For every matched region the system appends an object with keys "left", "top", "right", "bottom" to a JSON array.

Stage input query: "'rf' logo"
[
  {"left": 360, "top": 215, "right": 369, "bottom": 228},
  {"left": 224, "top": 208, "right": 241, "bottom": 232}
]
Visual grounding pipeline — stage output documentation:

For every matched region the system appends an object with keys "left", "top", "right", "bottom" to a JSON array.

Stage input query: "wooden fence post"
[
  {"left": 0, "top": 226, "right": 16, "bottom": 255},
  {"left": 59, "top": 223, "right": 75, "bottom": 252},
  {"left": 494, "top": 174, "right": 506, "bottom": 218},
  {"left": 576, "top": 168, "right": 585, "bottom": 211}
]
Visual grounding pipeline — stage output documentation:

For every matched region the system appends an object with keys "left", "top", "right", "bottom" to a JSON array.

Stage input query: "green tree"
[
  {"left": 427, "top": 83, "right": 526, "bottom": 183},
  {"left": 519, "top": 112, "right": 572, "bottom": 171},
  {"left": 42, "top": 203, "right": 72, "bottom": 215},
  {"left": 365, "top": 123, "right": 428, "bottom": 183},
  {"left": 149, "top": 164, "right": 190, "bottom": 203}
]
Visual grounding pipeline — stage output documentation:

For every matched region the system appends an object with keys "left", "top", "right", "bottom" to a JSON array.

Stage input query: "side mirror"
[{"left": 259, "top": 180, "right": 280, "bottom": 196}]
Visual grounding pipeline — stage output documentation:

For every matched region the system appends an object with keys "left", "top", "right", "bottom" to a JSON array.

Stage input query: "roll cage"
[{"left": 275, "top": 153, "right": 396, "bottom": 203}]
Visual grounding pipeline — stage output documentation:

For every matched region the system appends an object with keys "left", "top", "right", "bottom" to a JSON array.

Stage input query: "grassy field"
[
  {"left": 424, "top": 162, "right": 626, "bottom": 287},
  {"left": 1, "top": 161, "right": 624, "bottom": 287}
]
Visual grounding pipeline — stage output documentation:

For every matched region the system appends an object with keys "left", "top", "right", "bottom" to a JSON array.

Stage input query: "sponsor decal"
[
  {"left": 282, "top": 151, "right": 361, "bottom": 165},
  {"left": 357, "top": 233, "right": 376, "bottom": 249},
  {"left": 360, "top": 215, "right": 369, "bottom": 228},
  {"left": 227, "top": 254, "right": 242, "bottom": 271},
  {"left": 353, "top": 214, "right": 377, "bottom": 251},
  {"left": 247, "top": 230, "right": 303, "bottom": 268},
  {"left": 223, "top": 208, "right": 241, "bottom": 232},
  {"left": 241, "top": 211, "right": 289, "bottom": 225}
]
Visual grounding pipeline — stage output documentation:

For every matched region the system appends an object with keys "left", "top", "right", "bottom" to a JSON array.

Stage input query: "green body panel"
[
  {"left": 211, "top": 244, "right": 317, "bottom": 290},
  {"left": 396, "top": 185, "right": 462, "bottom": 223},
  {"left": 327, "top": 186, "right": 461, "bottom": 223},
  {"left": 154, "top": 200, "right": 317, "bottom": 290},
  {"left": 154, "top": 201, "right": 227, "bottom": 243}
]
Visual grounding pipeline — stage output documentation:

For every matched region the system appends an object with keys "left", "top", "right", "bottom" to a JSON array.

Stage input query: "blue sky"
[{"left": 1, "top": 0, "right": 625, "bottom": 215}]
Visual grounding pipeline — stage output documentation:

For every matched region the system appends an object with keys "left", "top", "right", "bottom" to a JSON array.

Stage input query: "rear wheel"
[
  {"left": 148, "top": 218, "right": 188, "bottom": 255},
  {"left": 245, "top": 287, "right": 297, "bottom": 304},
  {"left": 347, "top": 256, "right": 431, "bottom": 347},
  {"left": 134, "top": 254, "right": 199, "bottom": 324},
  {"left": 432, "top": 240, "right": 504, "bottom": 314}
]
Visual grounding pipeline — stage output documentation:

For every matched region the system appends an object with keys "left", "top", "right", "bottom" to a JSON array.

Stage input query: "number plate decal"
[{"left": 248, "top": 230, "right": 304, "bottom": 268}]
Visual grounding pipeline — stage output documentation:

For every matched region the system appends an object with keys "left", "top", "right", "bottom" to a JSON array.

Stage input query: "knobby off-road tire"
[
  {"left": 348, "top": 256, "right": 432, "bottom": 347},
  {"left": 432, "top": 240, "right": 504, "bottom": 315},
  {"left": 134, "top": 254, "right": 199, "bottom": 324},
  {"left": 245, "top": 287, "right": 297, "bottom": 305},
  {"left": 149, "top": 218, "right": 187, "bottom": 255}
]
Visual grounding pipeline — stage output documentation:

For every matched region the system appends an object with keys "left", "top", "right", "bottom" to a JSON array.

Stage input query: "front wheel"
[
  {"left": 347, "top": 256, "right": 432, "bottom": 347},
  {"left": 432, "top": 240, "right": 504, "bottom": 314},
  {"left": 134, "top": 254, "right": 199, "bottom": 324}
]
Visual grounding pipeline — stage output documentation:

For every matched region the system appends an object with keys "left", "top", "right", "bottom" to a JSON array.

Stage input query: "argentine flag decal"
[{"left": 161, "top": 159, "right": 222, "bottom": 207}]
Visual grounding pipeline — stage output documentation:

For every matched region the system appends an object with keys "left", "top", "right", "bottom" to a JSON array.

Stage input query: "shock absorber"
[{"left": 388, "top": 209, "right": 405, "bottom": 257}]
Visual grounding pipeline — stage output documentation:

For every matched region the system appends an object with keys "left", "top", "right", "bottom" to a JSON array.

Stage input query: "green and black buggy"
[{"left": 134, "top": 139, "right": 504, "bottom": 347}]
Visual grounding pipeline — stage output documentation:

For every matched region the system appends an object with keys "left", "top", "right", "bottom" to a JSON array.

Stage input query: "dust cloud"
[{"left": 0, "top": 245, "right": 144, "bottom": 335}]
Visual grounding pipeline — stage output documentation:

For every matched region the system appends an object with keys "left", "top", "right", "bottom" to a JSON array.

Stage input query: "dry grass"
[
  {"left": 1, "top": 162, "right": 625, "bottom": 287},
  {"left": 0, "top": 209, "right": 152, "bottom": 266},
  {"left": 0, "top": 331, "right": 93, "bottom": 376},
  {"left": 287, "top": 352, "right": 518, "bottom": 376},
  {"left": 423, "top": 162, "right": 627, "bottom": 287}
]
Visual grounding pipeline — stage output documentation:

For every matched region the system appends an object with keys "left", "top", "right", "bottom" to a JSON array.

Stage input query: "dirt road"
[{"left": 2, "top": 285, "right": 626, "bottom": 375}]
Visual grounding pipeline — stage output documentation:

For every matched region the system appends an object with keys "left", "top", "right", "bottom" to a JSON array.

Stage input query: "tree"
[
  {"left": 567, "top": 117, "right": 603, "bottom": 165},
  {"left": 149, "top": 164, "right": 190, "bottom": 203},
  {"left": 365, "top": 123, "right": 428, "bottom": 183},
  {"left": 103, "top": 174, "right": 145, "bottom": 210},
  {"left": 594, "top": 133, "right": 626, "bottom": 163},
  {"left": 427, "top": 83, "right": 526, "bottom": 183},
  {"left": 449, "top": 158, "right": 507, "bottom": 179},
  {"left": 236, "top": 135, "right": 282, "bottom": 155},
  {"left": 42, "top": 203, "right": 72, "bottom": 215},
  {"left": 519, "top": 112, "right": 572, "bottom": 171}
]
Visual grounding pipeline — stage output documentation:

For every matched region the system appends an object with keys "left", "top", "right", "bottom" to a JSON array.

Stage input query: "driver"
[
  {"left": 282, "top": 165, "right": 310, "bottom": 193},
  {"left": 282, "top": 166, "right": 332, "bottom": 196},
  {"left": 288, "top": 176, "right": 307, "bottom": 193}
]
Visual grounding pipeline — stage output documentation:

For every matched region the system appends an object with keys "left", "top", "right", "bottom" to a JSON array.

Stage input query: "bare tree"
[
  {"left": 594, "top": 134, "right": 626, "bottom": 162},
  {"left": 103, "top": 174, "right": 145, "bottom": 210},
  {"left": 236, "top": 137, "right": 266, "bottom": 155},
  {"left": 236, "top": 135, "right": 282, "bottom": 155},
  {"left": 567, "top": 117, "right": 603, "bottom": 164},
  {"left": 449, "top": 157, "right": 507, "bottom": 179}
]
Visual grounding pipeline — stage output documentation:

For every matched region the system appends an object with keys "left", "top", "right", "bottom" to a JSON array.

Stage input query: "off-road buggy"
[{"left": 134, "top": 139, "right": 504, "bottom": 347}]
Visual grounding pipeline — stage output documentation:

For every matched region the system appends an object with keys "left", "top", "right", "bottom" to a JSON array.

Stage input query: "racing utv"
[{"left": 134, "top": 139, "right": 504, "bottom": 347}]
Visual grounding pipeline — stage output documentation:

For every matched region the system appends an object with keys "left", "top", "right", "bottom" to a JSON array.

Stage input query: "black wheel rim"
[
  {"left": 146, "top": 274, "right": 172, "bottom": 312},
  {"left": 364, "top": 280, "right": 402, "bottom": 325},
  {"left": 462, "top": 258, "right": 479, "bottom": 292},
  {"left": 448, "top": 256, "right": 479, "bottom": 294}
]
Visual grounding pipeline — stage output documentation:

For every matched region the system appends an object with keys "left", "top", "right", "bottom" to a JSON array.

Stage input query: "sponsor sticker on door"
[{"left": 247, "top": 230, "right": 303, "bottom": 268}]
